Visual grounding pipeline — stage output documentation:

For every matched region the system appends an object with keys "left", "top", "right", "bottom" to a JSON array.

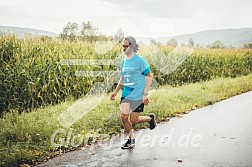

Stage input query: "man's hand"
[
  {"left": 110, "top": 92, "right": 117, "bottom": 100},
  {"left": 142, "top": 95, "right": 149, "bottom": 105}
]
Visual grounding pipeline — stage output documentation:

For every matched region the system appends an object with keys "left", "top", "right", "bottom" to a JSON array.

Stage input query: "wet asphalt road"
[{"left": 37, "top": 91, "right": 252, "bottom": 167}]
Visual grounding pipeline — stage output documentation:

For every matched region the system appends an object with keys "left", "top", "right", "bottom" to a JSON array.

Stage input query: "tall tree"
[
  {"left": 60, "top": 22, "right": 78, "bottom": 41},
  {"left": 166, "top": 38, "right": 178, "bottom": 47},
  {"left": 208, "top": 41, "right": 225, "bottom": 49},
  {"left": 188, "top": 38, "right": 194, "bottom": 47},
  {"left": 150, "top": 39, "right": 157, "bottom": 45},
  {"left": 243, "top": 42, "right": 252, "bottom": 48},
  {"left": 60, "top": 21, "right": 112, "bottom": 42},
  {"left": 113, "top": 28, "right": 124, "bottom": 43},
  {"left": 80, "top": 21, "right": 98, "bottom": 42}
]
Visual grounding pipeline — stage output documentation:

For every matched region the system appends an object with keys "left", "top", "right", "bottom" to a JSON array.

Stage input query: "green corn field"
[{"left": 0, "top": 35, "right": 252, "bottom": 114}]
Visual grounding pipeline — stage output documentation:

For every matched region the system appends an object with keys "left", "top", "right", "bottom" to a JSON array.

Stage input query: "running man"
[{"left": 110, "top": 36, "right": 156, "bottom": 149}]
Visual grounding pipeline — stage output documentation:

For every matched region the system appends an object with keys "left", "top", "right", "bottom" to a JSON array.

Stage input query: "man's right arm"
[
  {"left": 110, "top": 76, "right": 123, "bottom": 100},
  {"left": 114, "top": 76, "right": 123, "bottom": 93}
]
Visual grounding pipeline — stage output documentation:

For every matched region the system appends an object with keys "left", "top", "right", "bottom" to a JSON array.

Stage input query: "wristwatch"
[{"left": 143, "top": 92, "right": 148, "bottom": 96}]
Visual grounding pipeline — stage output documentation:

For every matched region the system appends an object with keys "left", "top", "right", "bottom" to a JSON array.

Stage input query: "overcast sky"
[{"left": 0, "top": 0, "right": 251, "bottom": 37}]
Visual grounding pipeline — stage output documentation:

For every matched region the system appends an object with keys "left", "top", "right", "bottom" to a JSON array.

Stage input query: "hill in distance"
[
  {"left": 0, "top": 25, "right": 56, "bottom": 38},
  {"left": 138, "top": 28, "right": 252, "bottom": 48}
]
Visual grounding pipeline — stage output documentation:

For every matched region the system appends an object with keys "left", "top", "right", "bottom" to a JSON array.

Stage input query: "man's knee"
[
  {"left": 121, "top": 114, "right": 129, "bottom": 122},
  {"left": 130, "top": 117, "right": 138, "bottom": 124}
]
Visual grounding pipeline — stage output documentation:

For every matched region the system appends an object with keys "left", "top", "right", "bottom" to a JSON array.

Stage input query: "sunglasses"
[
  {"left": 122, "top": 45, "right": 130, "bottom": 48},
  {"left": 122, "top": 41, "right": 131, "bottom": 48}
]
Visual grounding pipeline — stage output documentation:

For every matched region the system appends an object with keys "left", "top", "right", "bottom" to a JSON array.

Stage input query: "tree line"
[{"left": 60, "top": 21, "right": 124, "bottom": 43}]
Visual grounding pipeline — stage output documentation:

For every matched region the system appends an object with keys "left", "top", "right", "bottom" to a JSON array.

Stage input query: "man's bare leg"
[
  {"left": 120, "top": 103, "right": 132, "bottom": 138},
  {"left": 130, "top": 112, "right": 151, "bottom": 124}
]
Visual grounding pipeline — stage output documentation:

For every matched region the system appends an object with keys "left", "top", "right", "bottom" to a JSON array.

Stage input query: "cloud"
[
  {"left": 99, "top": 0, "right": 252, "bottom": 37},
  {"left": 0, "top": 0, "right": 251, "bottom": 37},
  {"left": 0, "top": 0, "right": 127, "bottom": 33},
  {"left": 101, "top": 0, "right": 252, "bottom": 20},
  {"left": 100, "top": 0, "right": 208, "bottom": 18},
  {"left": 0, "top": 5, "right": 29, "bottom": 17}
]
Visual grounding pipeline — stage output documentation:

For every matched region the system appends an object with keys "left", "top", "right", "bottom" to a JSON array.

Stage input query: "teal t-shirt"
[{"left": 120, "top": 53, "right": 151, "bottom": 100}]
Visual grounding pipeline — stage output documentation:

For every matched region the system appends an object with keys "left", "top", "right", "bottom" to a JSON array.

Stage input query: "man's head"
[{"left": 122, "top": 36, "right": 139, "bottom": 55}]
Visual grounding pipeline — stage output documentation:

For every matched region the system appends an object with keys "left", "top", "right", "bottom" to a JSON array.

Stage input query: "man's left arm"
[
  {"left": 142, "top": 72, "right": 153, "bottom": 105},
  {"left": 144, "top": 72, "right": 153, "bottom": 95}
]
